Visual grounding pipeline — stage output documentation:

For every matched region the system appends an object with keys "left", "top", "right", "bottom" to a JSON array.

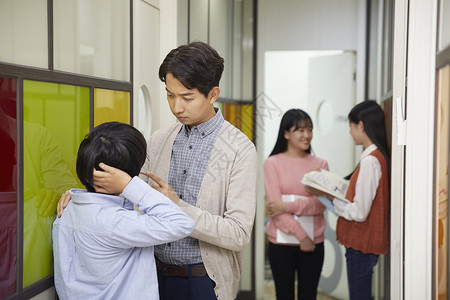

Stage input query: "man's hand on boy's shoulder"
[{"left": 57, "top": 190, "right": 71, "bottom": 218}]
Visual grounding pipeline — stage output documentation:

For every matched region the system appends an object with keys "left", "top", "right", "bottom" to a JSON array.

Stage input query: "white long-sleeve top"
[{"left": 334, "top": 144, "right": 381, "bottom": 222}]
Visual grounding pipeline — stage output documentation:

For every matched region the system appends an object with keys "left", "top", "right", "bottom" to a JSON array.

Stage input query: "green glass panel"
[{"left": 22, "top": 80, "right": 89, "bottom": 287}]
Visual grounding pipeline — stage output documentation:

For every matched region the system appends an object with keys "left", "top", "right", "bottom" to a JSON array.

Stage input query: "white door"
[
  {"left": 308, "top": 52, "right": 356, "bottom": 176},
  {"left": 307, "top": 52, "right": 356, "bottom": 299}
]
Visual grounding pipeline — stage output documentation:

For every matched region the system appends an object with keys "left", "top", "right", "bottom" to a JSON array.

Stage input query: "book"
[
  {"left": 275, "top": 194, "right": 314, "bottom": 244},
  {"left": 301, "top": 169, "right": 351, "bottom": 204}
]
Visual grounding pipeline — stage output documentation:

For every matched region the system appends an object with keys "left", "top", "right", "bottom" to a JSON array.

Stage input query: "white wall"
[
  {"left": 158, "top": 0, "right": 179, "bottom": 130},
  {"left": 402, "top": 0, "right": 437, "bottom": 298},
  {"left": 256, "top": 0, "right": 364, "bottom": 102},
  {"left": 132, "top": 0, "right": 178, "bottom": 135}
]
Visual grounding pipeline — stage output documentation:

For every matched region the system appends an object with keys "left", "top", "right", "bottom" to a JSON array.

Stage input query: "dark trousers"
[
  {"left": 268, "top": 241, "right": 324, "bottom": 300},
  {"left": 345, "top": 247, "right": 379, "bottom": 300},
  {"left": 157, "top": 268, "right": 217, "bottom": 300}
]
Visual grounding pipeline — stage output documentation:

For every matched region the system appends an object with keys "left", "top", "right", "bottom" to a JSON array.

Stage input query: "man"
[
  {"left": 148, "top": 42, "right": 257, "bottom": 300},
  {"left": 60, "top": 42, "right": 258, "bottom": 299}
]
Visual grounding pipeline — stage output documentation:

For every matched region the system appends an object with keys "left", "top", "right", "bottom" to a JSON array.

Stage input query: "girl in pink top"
[{"left": 264, "top": 109, "right": 328, "bottom": 300}]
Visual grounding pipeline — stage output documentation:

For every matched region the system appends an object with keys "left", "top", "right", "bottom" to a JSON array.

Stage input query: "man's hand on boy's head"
[
  {"left": 93, "top": 163, "right": 131, "bottom": 195},
  {"left": 147, "top": 172, "right": 180, "bottom": 205}
]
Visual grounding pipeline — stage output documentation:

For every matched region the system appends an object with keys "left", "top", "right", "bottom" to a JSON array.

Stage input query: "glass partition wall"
[
  {"left": 435, "top": 1, "right": 450, "bottom": 298},
  {"left": 0, "top": 1, "right": 133, "bottom": 299},
  {"left": 435, "top": 64, "right": 450, "bottom": 300}
]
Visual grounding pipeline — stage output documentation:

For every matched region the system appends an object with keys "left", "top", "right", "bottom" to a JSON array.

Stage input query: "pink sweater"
[{"left": 264, "top": 153, "right": 328, "bottom": 244}]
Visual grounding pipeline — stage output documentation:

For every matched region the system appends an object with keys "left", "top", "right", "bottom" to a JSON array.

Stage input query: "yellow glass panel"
[
  {"left": 94, "top": 89, "right": 130, "bottom": 126},
  {"left": 436, "top": 65, "right": 450, "bottom": 300},
  {"left": 23, "top": 80, "right": 89, "bottom": 287},
  {"left": 240, "top": 104, "right": 253, "bottom": 140}
]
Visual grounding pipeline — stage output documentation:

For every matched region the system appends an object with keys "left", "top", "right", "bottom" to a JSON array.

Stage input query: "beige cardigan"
[{"left": 140, "top": 121, "right": 258, "bottom": 300}]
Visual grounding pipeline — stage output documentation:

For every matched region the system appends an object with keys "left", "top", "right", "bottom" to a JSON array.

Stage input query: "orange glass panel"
[
  {"left": 94, "top": 89, "right": 130, "bottom": 126},
  {"left": 435, "top": 65, "right": 449, "bottom": 300},
  {"left": 223, "top": 103, "right": 237, "bottom": 126},
  {"left": 219, "top": 102, "right": 254, "bottom": 141}
]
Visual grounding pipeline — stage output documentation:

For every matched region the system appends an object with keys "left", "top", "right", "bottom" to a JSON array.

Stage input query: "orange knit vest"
[{"left": 336, "top": 149, "right": 389, "bottom": 255}]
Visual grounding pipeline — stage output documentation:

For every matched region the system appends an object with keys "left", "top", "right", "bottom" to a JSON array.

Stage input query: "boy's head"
[
  {"left": 76, "top": 122, "right": 147, "bottom": 192},
  {"left": 158, "top": 42, "right": 224, "bottom": 98}
]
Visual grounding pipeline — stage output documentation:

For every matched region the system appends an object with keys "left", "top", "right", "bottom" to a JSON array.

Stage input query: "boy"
[{"left": 52, "top": 122, "right": 194, "bottom": 300}]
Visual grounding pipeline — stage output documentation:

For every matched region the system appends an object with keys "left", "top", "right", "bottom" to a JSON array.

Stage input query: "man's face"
[{"left": 165, "top": 73, "right": 218, "bottom": 127}]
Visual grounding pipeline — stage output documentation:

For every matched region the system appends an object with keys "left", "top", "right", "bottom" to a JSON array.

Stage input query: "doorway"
[{"left": 260, "top": 50, "right": 356, "bottom": 299}]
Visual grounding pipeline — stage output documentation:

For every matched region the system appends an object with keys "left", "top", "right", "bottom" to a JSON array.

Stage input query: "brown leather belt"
[{"left": 156, "top": 260, "right": 207, "bottom": 277}]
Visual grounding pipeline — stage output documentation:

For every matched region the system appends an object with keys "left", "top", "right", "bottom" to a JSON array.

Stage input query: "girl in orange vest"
[{"left": 307, "top": 100, "right": 390, "bottom": 300}]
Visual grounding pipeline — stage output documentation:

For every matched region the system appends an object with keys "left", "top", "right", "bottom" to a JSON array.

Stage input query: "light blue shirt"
[{"left": 52, "top": 177, "right": 195, "bottom": 300}]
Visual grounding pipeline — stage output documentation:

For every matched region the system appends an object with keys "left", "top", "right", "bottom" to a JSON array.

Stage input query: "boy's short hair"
[
  {"left": 76, "top": 122, "right": 147, "bottom": 192},
  {"left": 159, "top": 41, "right": 224, "bottom": 98}
]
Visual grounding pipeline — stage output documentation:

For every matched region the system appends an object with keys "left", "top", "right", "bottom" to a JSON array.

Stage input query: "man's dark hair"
[
  {"left": 76, "top": 122, "right": 147, "bottom": 192},
  {"left": 159, "top": 41, "right": 224, "bottom": 98}
]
